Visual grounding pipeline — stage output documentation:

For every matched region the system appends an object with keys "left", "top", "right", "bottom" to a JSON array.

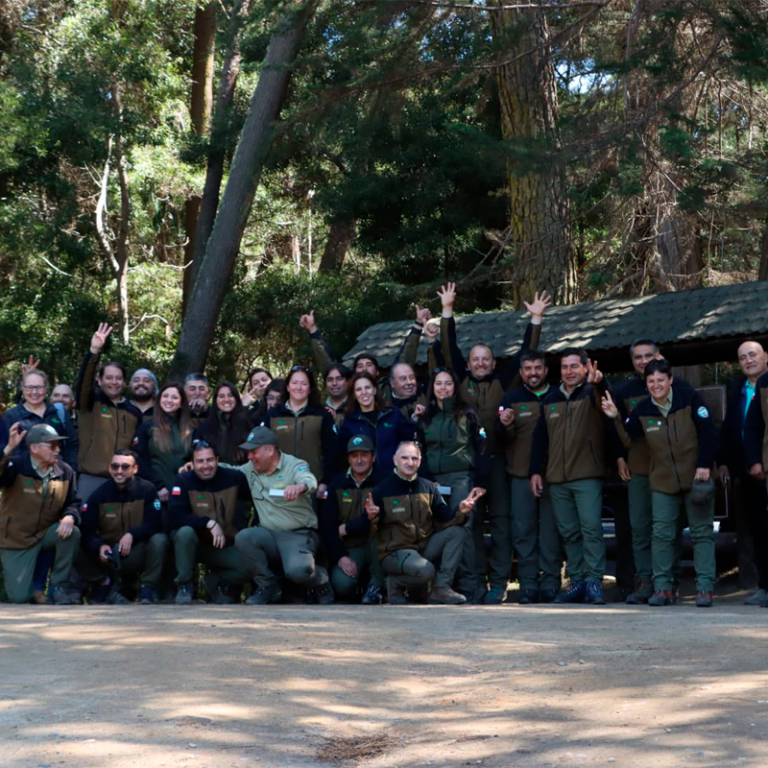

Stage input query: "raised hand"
[
  {"left": 424, "top": 321, "right": 439, "bottom": 343},
  {"left": 365, "top": 493, "right": 380, "bottom": 521},
  {"left": 241, "top": 385, "right": 258, "bottom": 408},
  {"left": 458, "top": 486, "right": 486, "bottom": 514},
  {"left": 601, "top": 390, "right": 618, "bottom": 419},
  {"left": 499, "top": 407, "right": 515, "bottom": 427},
  {"left": 4, "top": 422, "right": 27, "bottom": 455},
  {"left": 415, "top": 305, "right": 432, "bottom": 326},
  {"left": 299, "top": 309, "right": 318, "bottom": 334},
  {"left": 436, "top": 282, "right": 457, "bottom": 314},
  {"left": 586, "top": 359, "right": 603, "bottom": 385},
  {"left": 523, "top": 290, "right": 553, "bottom": 320},
  {"left": 21, "top": 355, "right": 41, "bottom": 377},
  {"left": 90, "top": 323, "right": 113, "bottom": 354}
]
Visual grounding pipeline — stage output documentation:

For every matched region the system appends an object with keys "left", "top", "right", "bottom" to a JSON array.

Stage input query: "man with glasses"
[
  {"left": 0, "top": 423, "right": 81, "bottom": 604},
  {"left": 168, "top": 441, "right": 252, "bottom": 605},
  {"left": 77, "top": 449, "right": 168, "bottom": 604}
]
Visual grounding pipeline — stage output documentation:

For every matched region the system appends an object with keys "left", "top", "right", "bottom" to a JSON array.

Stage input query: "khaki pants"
[{"left": 381, "top": 526, "right": 465, "bottom": 590}]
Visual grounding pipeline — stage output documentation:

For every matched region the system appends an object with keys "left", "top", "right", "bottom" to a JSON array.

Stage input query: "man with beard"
[
  {"left": 129, "top": 369, "right": 159, "bottom": 421},
  {"left": 75, "top": 324, "right": 143, "bottom": 501},
  {"left": 496, "top": 350, "right": 561, "bottom": 604},
  {"left": 322, "top": 364, "right": 351, "bottom": 427},
  {"left": 78, "top": 449, "right": 167, "bottom": 604}
]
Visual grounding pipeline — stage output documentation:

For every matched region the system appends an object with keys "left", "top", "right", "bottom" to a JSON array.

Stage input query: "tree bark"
[
  {"left": 490, "top": 0, "right": 575, "bottom": 307},
  {"left": 319, "top": 218, "right": 355, "bottom": 273},
  {"left": 182, "top": 1, "right": 217, "bottom": 318},
  {"left": 171, "top": 1, "right": 318, "bottom": 376},
  {"left": 191, "top": 0, "right": 252, "bottom": 294}
]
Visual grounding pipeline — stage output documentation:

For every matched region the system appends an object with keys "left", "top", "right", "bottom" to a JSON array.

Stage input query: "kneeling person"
[
  {"left": 168, "top": 441, "right": 252, "bottom": 604},
  {"left": 235, "top": 427, "right": 333, "bottom": 605},
  {"left": 78, "top": 450, "right": 168, "bottom": 604},
  {"left": 368, "top": 441, "right": 484, "bottom": 605},
  {"left": 321, "top": 435, "right": 384, "bottom": 604},
  {"left": 0, "top": 424, "right": 81, "bottom": 604}
]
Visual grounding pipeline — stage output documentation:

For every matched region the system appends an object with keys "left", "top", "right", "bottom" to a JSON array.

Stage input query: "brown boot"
[{"left": 428, "top": 586, "right": 467, "bottom": 605}]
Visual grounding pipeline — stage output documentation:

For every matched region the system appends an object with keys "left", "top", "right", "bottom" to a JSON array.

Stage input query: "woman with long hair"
[
  {"left": 241, "top": 367, "right": 273, "bottom": 417},
  {"left": 413, "top": 366, "right": 489, "bottom": 601},
  {"left": 195, "top": 381, "right": 253, "bottom": 465},
  {"left": 338, "top": 372, "right": 420, "bottom": 475},
  {"left": 262, "top": 366, "right": 338, "bottom": 497},
  {"left": 134, "top": 382, "right": 194, "bottom": 500}
]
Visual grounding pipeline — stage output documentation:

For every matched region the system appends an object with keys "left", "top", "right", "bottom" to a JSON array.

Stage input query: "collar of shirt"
[
  {"left": 286, "top": 401, "right": 307, "bottom": 416},
  {"left": 526, "top": 382, "right": 550, "bottom": 398},
  {"left": 393, "top": 468, "right": 417, "bottom": 483},
  {"left": 346, "top": 466, "right": 373, "bottom": 487},
  {"left": 652, "top": 391, "right": 674, "bottom": 417},
  {"left": 326, "top": 397, "right": 347, "bottom": 412}
]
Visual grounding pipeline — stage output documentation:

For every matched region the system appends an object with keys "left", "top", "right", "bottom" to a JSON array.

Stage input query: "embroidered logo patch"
[
  {"left": 697, "top": 406, "right": 710, "bottom": 418},
  {"left": 153, "top": 500, "right": 161, "bottom": 510}
]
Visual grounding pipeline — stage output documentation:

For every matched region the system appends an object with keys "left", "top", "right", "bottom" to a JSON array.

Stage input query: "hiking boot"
[
  {"left": 626, "top": 580, "right": 654, "bottom": 605},
  {"left": 105, "top": 583, "right": 131, "bottom": 605},
  {"left": 31, "top": 590, "right": 47, "bottom": 605},
  {"left": 519, "top": 588, "right": 539, "bottom": 605},
  {"left": 585, "top": 581, "right": 606, "bottom": 605},
  {"left": 744, "top": 588, "right": 766, "bottom": 606},
  {"left": 314, "top": 582, "right": 335, "bottom": 605},
  {"left": 245, "top": 584, "right": 282, "bottom": 605},
  {"left": 47, "top": 584, "right": 75, "bottom": 606},
  {"left": 538, "top": 587, "right": 559, "bottom": 604},
  {"left": 481, "top": 586, "right": 505, "bottom": 605},
  {"left": 695, "top": 591, "right": 714, "bottom": 608},
  {"left": 361, "top": 583, "right": 384, "bottom": 605},
  {"left": 428, "top": 586, "right": 467, "bottom": 605},
  {"left": 175, "top": 582, "right": 193, "bottom": 606},
  {"left": 554, "top": 580, "right": 586, "bottom": 604},
  {"left": 648, "top": 590, "right": 675, "bottom": 606},
  {"left": 386, "top": 578, "right": 408, "bottom": 605},
  {"left": 138, "top": 585, "right": 158, "bottom": 604}
]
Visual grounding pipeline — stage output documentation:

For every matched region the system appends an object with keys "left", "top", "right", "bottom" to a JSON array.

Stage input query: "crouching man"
[
  {"left": 169, "top": 441, "right": 253, "bottom": 605},
  {"left": 0, "top": 424, "right": 81, "bottom": 604},
  {"left": 367, "top": 441, "right": 484, "bottom": 605},
  {"left": 235, "top": 427, "right": 334, "bottom": 605},
  {"left": 78, "top": 449, "right": 168, "bottom": 604}
]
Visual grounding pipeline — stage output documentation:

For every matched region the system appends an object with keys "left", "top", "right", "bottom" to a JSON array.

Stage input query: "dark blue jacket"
[{"left": 3, "top": 401, "right": 79, "bottom": 467}]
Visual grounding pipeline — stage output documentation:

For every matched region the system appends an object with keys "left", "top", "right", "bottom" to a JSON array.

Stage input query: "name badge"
[{"left": 269, "top": 489, "right": 285, "bottom": 498}]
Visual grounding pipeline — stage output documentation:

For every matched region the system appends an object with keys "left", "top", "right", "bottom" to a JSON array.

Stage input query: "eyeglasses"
[
  {"left": 23, "top": 385, "right": 46, "bottom": 392},
  {"left": 193, "top": 440, "right": 213, "bottom": 449},
  {"left": 433, "top": 367, "right": 451, "bottom": 375},
  {"left": 290, "top": 365, "right": 311, "bottom": 373},
  {"left": 110, "top": 462, "right": 134, "bottom": 471}
]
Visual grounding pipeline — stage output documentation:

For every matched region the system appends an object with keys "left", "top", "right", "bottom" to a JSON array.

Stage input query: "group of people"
[{"left": 2, "top": 282, "right": 767, "bottom": 610}]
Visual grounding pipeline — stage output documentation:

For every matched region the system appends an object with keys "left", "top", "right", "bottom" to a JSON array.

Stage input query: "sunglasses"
[{"left": 110, "top": 462, "right": 134, "bottom": 471}]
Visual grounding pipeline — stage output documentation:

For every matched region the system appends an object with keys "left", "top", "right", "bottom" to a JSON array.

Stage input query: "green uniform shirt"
[{"left": 230, "top": 452, "right": 319, "bottom": 531}]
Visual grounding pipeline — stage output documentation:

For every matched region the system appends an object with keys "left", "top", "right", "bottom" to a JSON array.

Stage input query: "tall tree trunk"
[
  {"left": 182, "top": 1, "right": 217, "bottom": 318},
  {"left": 192, "top": 0, "right": 252, "bottom": 293},
  {"left": 491, "top": 1, "right": 575, "bottom": 307},
  {"left": 319, "top": 218, "right": 355, "bottom": 272},
  {"left": 171, "top": 1, "right": 318, "bottom": 376}
]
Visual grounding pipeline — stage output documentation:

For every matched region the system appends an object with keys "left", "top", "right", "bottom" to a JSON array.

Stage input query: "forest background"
[{"left": 2, "top": 0, "right": 768, "bottom": 404}]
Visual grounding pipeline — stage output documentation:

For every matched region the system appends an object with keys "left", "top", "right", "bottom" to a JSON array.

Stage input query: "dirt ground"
[{"left": 2, "top": 590, "right": 768, "bottom": 768}]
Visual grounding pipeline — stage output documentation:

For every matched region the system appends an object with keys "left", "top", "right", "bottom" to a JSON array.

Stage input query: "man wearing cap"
[
  {"left": 0, "top": 423, "right": 81, "bottom": 604},
  {"left": 129, "top": 368, "right": 158, "bottom": 420},
  {"left": 234, "top": 427, "right": 334, "bottom": 605},
  {"left": 603, "top": 359, "right": 719, "bottom": 607},
  {"left": 75, "top": 323, "right": 143, "bottom": 502},
  {"left": 320, "top": 435, "right": 385, "bottom": 604},
  {"left": 168, "top": 441, "right": 253, "bottom": 604},
  {"left": 77, "top": 449, "right": 168, "bottom": 604},
  {"left": 367, "top": 440, "right": 485, "bottom": 605}
]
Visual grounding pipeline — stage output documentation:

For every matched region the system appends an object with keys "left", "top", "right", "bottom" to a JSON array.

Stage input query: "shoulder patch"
[
  {"left": 478, "top": 427, "right": 487, "bottom": 438},
  {"left": 172, "top": 487, "right": 181, "bottom": 496},
  {"left": 153, "top": 499, "right": 162, "bottom": 510},
  {"left": 297, "top": 464, "right": 310, "bottom": 471},
  {"left": 82, "top": 503, "right": 88, "bottom": 511},
  {"left": 697, "top": 406, "right": 710, "bottom": 418}
]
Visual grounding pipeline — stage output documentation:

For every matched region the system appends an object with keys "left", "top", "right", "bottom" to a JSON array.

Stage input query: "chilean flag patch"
[{"left": 172, "top": 487, "right": 182, "bottom": 496}]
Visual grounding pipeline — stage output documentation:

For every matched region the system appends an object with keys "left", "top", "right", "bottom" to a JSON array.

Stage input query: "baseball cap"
[
  {"left": 239, "top": 427, "right": 279, "bottom": 451},
  {"left": 347, "top": 435, "right": 374, "bottom": 454},
  {"left": 25, "top": 424, "right": 68, "bottom": 446}
]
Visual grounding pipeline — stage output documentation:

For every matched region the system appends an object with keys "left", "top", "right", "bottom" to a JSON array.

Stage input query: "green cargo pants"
[
  {"left": 651, "top": 490, "right": 715, "bottom": 592},
  {"left": 235, "top": 526, "right": 329, "bottom": 589},
  {"left": 76, "top": 533, "right": 169, "bottom": 588},
  {"left": 436, "top": 470, "right": 475, "bottom": 596},
  {"left": 331, "top": 538, "right": 384, "bottom": 600},
  {"left": 510, "top": 476, "right": 561, "bottom": 592},
  {"left": 381, "top": 526, "right": 465, "bottom": 590},
  {"left": 0, "top": 522, "right": 81, "bottom": 604},
  {"left": 549, "top": 479, "right": 605, "bottom": 583},
  {"left": 172, "top": 526, "right": 248, "bottom": 586}
]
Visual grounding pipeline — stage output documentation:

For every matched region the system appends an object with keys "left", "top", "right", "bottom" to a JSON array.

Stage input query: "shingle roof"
[{"left": 343, "top": 281, "right": 768, "bottom": 367}]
